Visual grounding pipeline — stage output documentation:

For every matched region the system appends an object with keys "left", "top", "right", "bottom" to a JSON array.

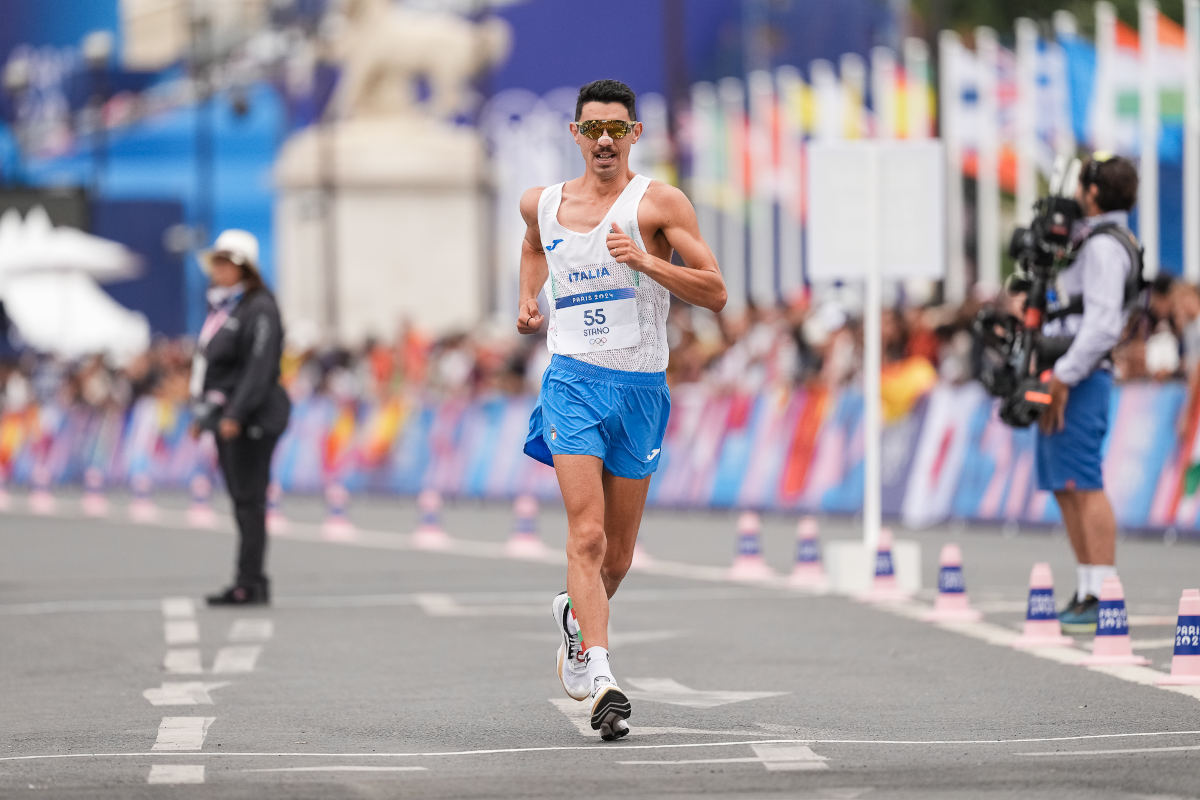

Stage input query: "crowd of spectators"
[{"left": 4, "top": 277, "right": 1200, "bottom": 416}]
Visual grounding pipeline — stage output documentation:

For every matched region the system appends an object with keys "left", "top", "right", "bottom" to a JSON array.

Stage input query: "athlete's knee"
[
  {"left": 567, "top": 521, "right": 606, "bottom": 564},
  {"left": 600, "top": 559, "right": 631, "bottom": 590}
]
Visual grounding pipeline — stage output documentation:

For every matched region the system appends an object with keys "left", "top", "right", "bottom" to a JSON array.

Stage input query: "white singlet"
[{"left": 537, "top": 174, "right": 671, "bottom": 373}]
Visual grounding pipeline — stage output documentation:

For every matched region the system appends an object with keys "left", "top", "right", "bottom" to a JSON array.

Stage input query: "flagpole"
[
  {"left": 1184, "top": 0, "right": 1200, "bottom": 284},
  {"left": 1095, "top": 1, "right": 1118, "bottom": 153},
  {"left": 840, "top": 53, "right": 867, "bottom": 139},
  {"left": 1052, "top": 11, "right": 1079, "bottom": 158},
  {"left": 871, "top": 46, "right": 898, "bottom": 140},
  {"left": 1138, "top": 0, "right": 1159, "bottom": 279},
  {"left": 904, "top": 37, "right": 930, "bottom": 140},
  {"left": 938, "top": 30, "right": 967, "bottom": 305},
  {"left": 718, "top": 77, "right": 748, "bottom": 314},
  {"left": 775, "top": 65, "right": 805, "bottom": 298},
  {"left": 747, "top": 70, "right": 777, "bottom": 307},
  {"left": 690, "top": 82, "right": 720, "bottom": 272},
  {"left": 1015, "top": 18, "right": 1039, "bottom": 227},
  {"left": 976, "top": 26, "right": 1001, "bottom": 294}
]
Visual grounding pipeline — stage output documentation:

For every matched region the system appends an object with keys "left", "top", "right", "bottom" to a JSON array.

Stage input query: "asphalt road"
[{"left": 2, "top": 489, "right": 1199, "bottom": 799}]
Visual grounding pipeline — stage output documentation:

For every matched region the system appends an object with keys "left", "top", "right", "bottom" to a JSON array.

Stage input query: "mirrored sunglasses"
[{"left": 577, "top": 119, "right": 636, "bottom": 140}]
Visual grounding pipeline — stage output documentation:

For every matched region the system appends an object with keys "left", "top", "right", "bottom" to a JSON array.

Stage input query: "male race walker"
[{"left": 516, "top": 79, "right": 727, "bottom": 740}]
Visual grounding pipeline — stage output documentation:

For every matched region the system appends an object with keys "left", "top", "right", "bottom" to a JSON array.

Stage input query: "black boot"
[{"left": 206, "top": 578, "right": 270, "bottom": 606}]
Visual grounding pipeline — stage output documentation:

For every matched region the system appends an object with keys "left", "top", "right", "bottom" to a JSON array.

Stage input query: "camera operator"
[{"left": 1037, "top": 154, "right": 1139, "bottom": 634}]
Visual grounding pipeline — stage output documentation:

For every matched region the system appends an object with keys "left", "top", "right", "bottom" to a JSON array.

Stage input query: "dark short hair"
[
  {"left": 1081, "top": 155, "right": 1138, "bottom": 212},
  {"left": 575, "top": 79, "right": 637, "bottom": 121}
]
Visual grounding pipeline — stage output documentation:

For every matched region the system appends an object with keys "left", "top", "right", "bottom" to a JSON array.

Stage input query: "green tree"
[{"left": 913, "top": 0, "right": 1183, "bottom": 38}]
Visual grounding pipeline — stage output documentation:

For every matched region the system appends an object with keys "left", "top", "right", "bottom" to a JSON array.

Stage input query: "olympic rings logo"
[{"left": 590, "top": 337, "right": 607, "bottom": 346}]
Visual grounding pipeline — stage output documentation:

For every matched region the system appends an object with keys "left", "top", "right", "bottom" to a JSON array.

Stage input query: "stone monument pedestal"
[{"left": 274, "top": 118, "right": 489, "bottom": 344}]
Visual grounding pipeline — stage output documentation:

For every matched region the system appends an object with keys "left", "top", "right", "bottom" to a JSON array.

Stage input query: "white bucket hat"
[{"left": 199, "top": 229, "right": 260, "bottom": 276}]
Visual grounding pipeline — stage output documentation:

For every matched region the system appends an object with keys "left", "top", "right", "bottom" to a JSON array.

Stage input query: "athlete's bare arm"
[
  {"left": 604, "top": 182, "right": 726, "bottom": 313},
  {"left": 517, "top": 186, "right": 547, "bottom": 334}
]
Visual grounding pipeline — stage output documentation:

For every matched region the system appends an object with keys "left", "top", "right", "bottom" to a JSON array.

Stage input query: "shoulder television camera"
[{"left": 973, "top": 158, "right": 1084, "bottom": 427}]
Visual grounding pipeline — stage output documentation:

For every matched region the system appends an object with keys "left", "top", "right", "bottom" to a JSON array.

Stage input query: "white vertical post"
[
  {"left": 747, "top": 70, "right": 777, "bottom": 307},
  {"left": 1095, "top": 1, "right": 1119, "bottom": 153},
  {"left": 775, "top": 65, "right": 805, "bottom": 297},
  {"left": 1186, "top": 0, "right": 1200, "bottom": 284},
  {"left": 903, "top": 37, "right": 930, "bottom": 139},
  {"left": 976, "top": 26, "right": 1001, "bottom": 293},
  {"left": 1138, "top": 0, "right": 1160, "bottom": 279},
  {"left": 939, "top": 30, "right": 967, "bottom": 305},
  {"left": 1015, "top": 18, "right": 1039, "bottom": 226},
  {"left": 718, "top": 77, "right": 747, "bottom": 314},
  {"left": 863, "top": 146, "right": 883, "bottom": 550},
  {"left": 871, "top": 47, "right": 898, "bottom": 139}
]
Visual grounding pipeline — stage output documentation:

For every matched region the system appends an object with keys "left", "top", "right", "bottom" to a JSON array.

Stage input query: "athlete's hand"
[
  {"left": 1038, "top": 376, "right": 1069, "bottom": 435},
  {"left": 517, "top": 297, "right": 543, "bottom": 334},
  {"left": 607, "top": 222, "right": 646, "bottom": 271}
]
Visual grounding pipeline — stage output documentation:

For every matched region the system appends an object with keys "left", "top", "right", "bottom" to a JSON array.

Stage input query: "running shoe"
[
  {"left": 551, "top": 591, "right": 590, "bottom": 701},
  {"left": 1059, "top": 594, "right": 1099, "bottom": 634},
  {"left": 589, "top": 675, "right": 631, "bottom": 741}
]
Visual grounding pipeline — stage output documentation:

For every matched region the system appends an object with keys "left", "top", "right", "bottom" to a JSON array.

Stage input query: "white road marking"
[
  {"left": 1019, "top": 744, "right": 1200, "bottom": 757},
  {"left": 161, "top": 598, "right": 195, "bottom": 618},
  {"left": 143, "top": 682, "right": 230, "bottom": 706},
  {"left": 212, "top": 646, "right": 261, "bottom": 674},
  {"left": 619, "top": 743, "right": 829, "bottom": 771},
  {"left": 548, "top": 699, "right": 767, "bottom": 737},
  {"left": 625, "top": 678, "right": 789, "bottom": 709},
  {"left": 229, "top": 619, "right": 273, "bottom": 642},
  {"left": 147, "top": 764, "right": 205, "bottom": 784},
  {"left": 751, "top": 743, "right": 830, "bottom": 771},
  {"left": 152, "top": 717, "right": 216, "bottom": 751},
  {"left": 519, "top": 630, "right": 684, "bottom": 647},
  {"left": 164, "top": 620, "right": 199, "bottom": 646},
  {"left": 241, "top": 766, "right": 429, "bottom": 773},
  {"left": 163, "top": 649, "right": 203, "bottom": 675},
  {"left": 1130, "top": 637, "right": 1179, "bottom": 650},
  {"left": 6, "top": 731, "right": 1200, "bottom": 763},
  {"left": 414, "top": 593, "right": 541, "bottom": 617}
]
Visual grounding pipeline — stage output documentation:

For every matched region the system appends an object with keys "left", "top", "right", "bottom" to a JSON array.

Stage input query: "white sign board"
[{"left": 805, "top": 140, "right": 946, "bottom": 280}]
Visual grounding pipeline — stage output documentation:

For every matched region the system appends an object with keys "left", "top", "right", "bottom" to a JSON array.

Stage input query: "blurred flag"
[
  {"left": 1060, "top": 11, "right": 1187, "bottom": 160},
  {"left": 1035, "top": 35, "right": 1077, "bottom": 172}
]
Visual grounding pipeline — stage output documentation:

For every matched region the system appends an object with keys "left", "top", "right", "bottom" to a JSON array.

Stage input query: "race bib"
[{"left": 554, "top": 288, "right": 639, "bottom": 354}]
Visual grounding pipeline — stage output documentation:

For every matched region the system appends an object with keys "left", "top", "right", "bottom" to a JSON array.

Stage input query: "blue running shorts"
[
  {"left": 1035, "top": 368, "right": 1113, "bottom": 492},
  {"left": 524, "top": 354, "right": 670, "bottom": 480}
]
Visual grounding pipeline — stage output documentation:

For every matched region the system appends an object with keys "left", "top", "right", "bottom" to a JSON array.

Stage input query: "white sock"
[
  {"left": 584, "top": 646, "right": 612, "bottom": 685},
  {"left": 1091, "top": 565, "right": 1117, "bottom": 599},
  {"left": 1076, "top": 565, "right": 1090, "bottom": 602}
]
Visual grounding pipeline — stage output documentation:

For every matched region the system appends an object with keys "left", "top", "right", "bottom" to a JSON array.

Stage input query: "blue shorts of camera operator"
[
  {"left": 1035, "top": 369, "right": 1113, "bottom": 492},
  {"left": 523, "top": 355, "right": 671, "bottom": 480}
]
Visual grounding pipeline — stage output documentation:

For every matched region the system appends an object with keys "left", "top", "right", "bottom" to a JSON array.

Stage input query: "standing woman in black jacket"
[{"left": 190, "top": 230, "right": 291, "bottom": 606}]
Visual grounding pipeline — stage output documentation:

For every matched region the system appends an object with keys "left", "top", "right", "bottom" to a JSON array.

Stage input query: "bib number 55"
[{"left": 582, "top": 308, "right": 606, "bottom": 326}]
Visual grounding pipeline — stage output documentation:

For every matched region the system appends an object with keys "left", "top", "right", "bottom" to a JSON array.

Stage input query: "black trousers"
[{"left": 216, "top": 431, "right": 280, "bottom": 586}]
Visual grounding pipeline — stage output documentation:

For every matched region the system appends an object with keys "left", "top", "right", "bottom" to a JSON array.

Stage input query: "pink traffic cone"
[
  {"left": 1013, "top": 562, "right": 1073, "bottom": 648},
  {"left": 322, "top": 482, "right": 356, "bottom": 540},
  {"left": 1081, "top": 575, "right": 1149, "bottom": 666},
  {"left": 923, "top": 543, "right": 983, "bottom": 622},
  {"left": 28, "top": 464, "right": 56, "bottom": 515},
  {"left": 127, "top": 473, "right": 159, "bottom": 522},
  {"left": 80, "top": 467, "right": 110, "bottom": 517},
  {"left": 788, "top": 516, "right": 828, "bottom": 591},
  {"left": 412, "top": 489, "right": 449, "bottom": 549},
  {"left": 266, "top": 481, "right": 289, "bottom": 535},
  {"left": 728, "top": 512, "right": 775, "bottom": 582},
  {"left": 186, "top": 473, "right": 217, "bottom": 529},
  {"left": 504, "top": 494, "right": 547, "bottom": 559},
  {"left": 860, "top": 527, "right": 912, "bottom": 602},
  {"left": 1155, "top": 589, "right": 1200, "bottom": 685},
  {"left": 630, "top": 540, "right": 654, "bottom": 569}
]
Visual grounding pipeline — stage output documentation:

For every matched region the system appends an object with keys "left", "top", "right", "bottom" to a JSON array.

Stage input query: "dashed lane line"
[
  {"left": 151, "top": 717, "right": 216, "bottom": 751},
  {"left": 147, "top": 764, "right": 205, "bottom": 784}
]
